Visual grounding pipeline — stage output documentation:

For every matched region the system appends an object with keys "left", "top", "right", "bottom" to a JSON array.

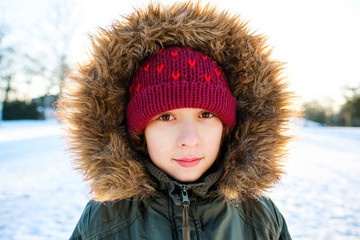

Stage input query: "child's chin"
[{"left": 173, "top": 174, "right": 201, "bottom": 183}]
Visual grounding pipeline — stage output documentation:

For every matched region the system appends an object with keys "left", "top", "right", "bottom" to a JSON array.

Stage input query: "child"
[{"left": 57, "top": 2, "right": 297, "bottom": 239}]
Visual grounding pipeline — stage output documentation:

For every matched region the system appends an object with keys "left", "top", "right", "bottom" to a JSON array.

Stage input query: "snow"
[
  {"left": 0, "top": 120, "right": 359, "bottom": 239},
  {"left": 0, "top": 120, "right": 89, "bottom": 240},
  {"left": 270, "top": 124, "right": 360, "bottom": 240}
]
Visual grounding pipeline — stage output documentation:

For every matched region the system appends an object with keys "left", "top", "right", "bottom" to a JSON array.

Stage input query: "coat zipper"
[{"left": 180, "top": 184, "right": 191, "bottom": 240}]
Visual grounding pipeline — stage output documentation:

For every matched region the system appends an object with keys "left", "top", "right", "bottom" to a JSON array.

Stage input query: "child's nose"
[{"left": 177, "top": 120, "right": 200, "bottom": 148}]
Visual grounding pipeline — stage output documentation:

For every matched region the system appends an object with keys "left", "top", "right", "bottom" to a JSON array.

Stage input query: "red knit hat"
[{"left": 126, "top": 46, "right": 236, "bottom": 132}]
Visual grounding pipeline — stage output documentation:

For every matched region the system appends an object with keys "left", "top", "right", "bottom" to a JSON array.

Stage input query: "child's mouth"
[{"left": 174, "top": 158, "right": 202, "bottom": 167}]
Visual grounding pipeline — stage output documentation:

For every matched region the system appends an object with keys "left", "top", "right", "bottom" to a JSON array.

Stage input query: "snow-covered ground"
[
  {"left": 0, "top": 120, "right": 89, "bottom": 240},
  {"left": 0, "top": 120, "right": 359, "bottom": 239},
  {"left": 270, "top": 123, "right": 360, "bottom": 240}
]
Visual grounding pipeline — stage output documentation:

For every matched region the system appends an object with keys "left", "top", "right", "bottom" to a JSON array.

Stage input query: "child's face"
[{"left": 144, "top": 108, "right": 223, "bottom": 182}]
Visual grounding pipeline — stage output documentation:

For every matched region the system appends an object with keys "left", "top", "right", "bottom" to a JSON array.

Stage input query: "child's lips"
[{"left": 174, "top": 157, "right": 202, "bottom": 167}]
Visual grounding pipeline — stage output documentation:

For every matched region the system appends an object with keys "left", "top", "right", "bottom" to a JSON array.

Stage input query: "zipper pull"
[
  {"left": 181, "top": 185, "right": 190, "bottom": 206},
  {"left": 180, "top": 185, "right": 191, "bottom": 240}
]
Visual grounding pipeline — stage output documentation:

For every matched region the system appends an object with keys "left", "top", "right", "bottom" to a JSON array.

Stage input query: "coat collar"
[{"left": 144, "top": 159, "right": 223, "bottom": 204}]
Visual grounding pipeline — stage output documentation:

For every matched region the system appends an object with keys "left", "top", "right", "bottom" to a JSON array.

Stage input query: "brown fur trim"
[{"left": 56, "top": 1, "right": 299, "bottom": 201}]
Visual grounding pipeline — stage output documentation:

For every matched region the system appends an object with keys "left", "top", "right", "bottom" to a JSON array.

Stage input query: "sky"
[{"left": 2, "top": 0, "right": 360, "bottom": 110}]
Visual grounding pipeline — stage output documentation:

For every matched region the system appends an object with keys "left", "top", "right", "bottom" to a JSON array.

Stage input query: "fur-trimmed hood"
[{"left": 57, "top": 1, "right": 297, "bottom": 202}]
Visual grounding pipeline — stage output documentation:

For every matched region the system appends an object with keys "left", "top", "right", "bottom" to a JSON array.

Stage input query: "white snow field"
[{"left": 0, "top": 120, "right": 359, "bottom": 239}]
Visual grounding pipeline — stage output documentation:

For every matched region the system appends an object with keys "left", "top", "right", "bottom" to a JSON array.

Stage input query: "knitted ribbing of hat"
[{"left": 126, "top": 46, "right": 236, "bottom": 132}]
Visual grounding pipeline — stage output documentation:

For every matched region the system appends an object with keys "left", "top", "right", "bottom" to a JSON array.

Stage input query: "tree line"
[{"left": 304, "top": 86, "right": 360, "bottom": 127}]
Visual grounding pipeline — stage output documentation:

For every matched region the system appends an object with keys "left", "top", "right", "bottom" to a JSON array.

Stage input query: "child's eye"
[
  {"left": 199, "top": 112, "right": 215, "bottom": 118},
  {"left": 158, "top": 113, "right": 174, "bottom": 121}
]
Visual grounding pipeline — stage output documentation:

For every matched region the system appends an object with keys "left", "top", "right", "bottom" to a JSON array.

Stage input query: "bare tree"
[
  {"left": 24, "top": 0, "right": 83, "bottom": 99},
  {"left": 0, "top": 16, "right": 16, "bottom": 103}
]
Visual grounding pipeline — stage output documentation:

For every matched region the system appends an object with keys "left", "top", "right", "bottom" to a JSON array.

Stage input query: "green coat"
[{"left": 70, "top": 163, "right": 291, "bottom": 240}]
